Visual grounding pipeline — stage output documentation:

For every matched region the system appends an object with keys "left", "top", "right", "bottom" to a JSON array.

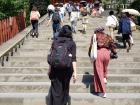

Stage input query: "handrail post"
[
  {"left": 1, "top": 56, "right": 4, "bottom": 66},
  {"left": 6, "top": 53, "right": 9, "bottom": 62}
]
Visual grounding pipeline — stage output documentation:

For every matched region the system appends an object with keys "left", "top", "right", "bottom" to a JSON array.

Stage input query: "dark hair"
[
  {"left": 125, "top": 12, "right": 130, "bottom": 17},
  {"left": 58, "top": 25, "right": 73, "bottom": 39},
  {"left": 32, "top": 5, "right": 37, "bottom": 11},
  {"left": 109, "top": 10, "right": 114, "bottom": 15},
  {"left": 122, "top": 12, "right": 130, "bottom": 18}
]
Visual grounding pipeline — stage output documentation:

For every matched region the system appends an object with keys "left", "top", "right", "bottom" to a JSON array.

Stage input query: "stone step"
[
  {"left": 25, "top": 35, "right": 140, "bottom": 42},
  {"left": 5, "top": 56, "right": 140, "bottom": 64},
  {"left": 8, "top": 56, "right": 136, "bottom": 62},
  {"left": 26, "top": 34, "right": 140, "bottom": 41},
  {"left": 4, "top": 60, "right": 140, "bottom": 68},
  {"left": 0, "top": 82, "right": 139, "bottom": 93},
  {"left": 13, "top": 50, "right": 140, "bottom": 58},
  {"left": 13, "top": 50, "right": 137, "bottom": 59},
  {"left": 0, "top": 74, "right": 140, "bottom": 83},
  {"left": 23, "top": 41, "right": 140, "bottom": 49},
  {"left": 25, "top": 35, "right": 140, "bottom": 43},
  {"left": 20, "top": 43, "right": 140, "bottom": 50},
  {"left": 16, "top": 47, "right": 140, "bottom": 55},
  {"left": 27, "top": 36, "right": 92, "bottom": 41},
  {"left": 0, "top": 14, "right": 140, "bottom": 105},
  {"left": 0, "top": 93, "right": 140, "bottom": 105},
  {"left": 0, "top": 67, "right": 140, "bottom": 74}
]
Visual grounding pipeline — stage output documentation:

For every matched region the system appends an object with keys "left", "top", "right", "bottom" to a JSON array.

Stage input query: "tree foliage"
[
  {"left": 130, "top": 0, "right": 140, "bottom": 25},
  {"left": 0, "top": 0, "right": 28, "bottom": 19},
  {"left": 0, "top": 0, "right": 50, "bottom": 25},
  {"left": 0, "top": 0, "right": 51, "bottom": 18},
  {"left": 130, "top": 0, "right": 140, "bottom": 11},
  {"left": 29, "top": 0, "right": 50, "bottom": 16}
]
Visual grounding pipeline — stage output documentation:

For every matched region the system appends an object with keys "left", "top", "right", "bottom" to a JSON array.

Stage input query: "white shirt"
[
  {"left": 106, "top": 15, "right": 118, "bottom": 27},
  {"left": 47, "top": 4, "right": 55, "bottom": 11},
  {"left": 60, "top": 7, "right": 66, "bottom": 14},
  {"left": 70, "top": 12, "right": 78, "bottom": 21}
]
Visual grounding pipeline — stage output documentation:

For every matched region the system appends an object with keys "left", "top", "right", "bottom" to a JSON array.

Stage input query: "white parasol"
[
  {"left": 122, "top": 9, "right": 140, "bottom": 16},
  {"left": 80, "top": 0, "right": 87, "bottom": 3}
]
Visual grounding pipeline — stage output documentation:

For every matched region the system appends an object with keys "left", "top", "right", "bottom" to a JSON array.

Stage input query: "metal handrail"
[{"left": 0, "top": 14, "right": 48, "bottom": 66}]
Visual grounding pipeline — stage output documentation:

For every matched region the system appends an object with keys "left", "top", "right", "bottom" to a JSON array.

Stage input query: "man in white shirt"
[
  {"left": 60, "top": 4, "right": 66, "bottom": 20},
  {"left": 106, "top": 11, "right": 118, "bottom": 40},
  {"left": 70, "top": 5, "right": 78, "bottom": 33},
  {"left": 47, "top": 4, "right": 55, "bottom": 19},
  {"left": 47, "top": 8, "right": 63, "bottom": 39}
]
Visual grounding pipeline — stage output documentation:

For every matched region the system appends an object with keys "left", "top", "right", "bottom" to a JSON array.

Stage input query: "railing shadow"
[
  {"left": 81, "top": 71, "right": 96, "bottom": 95},
  {"left": 115, "top": 36, "right": 126, "bottom": 49}
]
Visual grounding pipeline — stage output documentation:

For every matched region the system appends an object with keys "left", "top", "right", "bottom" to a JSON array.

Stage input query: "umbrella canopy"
[
  {"left": 80, "top": 0, "right": 87, "bottom": 3},
  {"left": 80, "top": 0, "right": 87, "bottom": 7},
  {"left": 122, "top": 9, "right": 140, "bottom": 16}
]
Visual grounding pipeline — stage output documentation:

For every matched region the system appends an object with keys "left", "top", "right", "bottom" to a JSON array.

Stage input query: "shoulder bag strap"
[{"left": 111, "top": 16, "right": 118, "bottom": 25}]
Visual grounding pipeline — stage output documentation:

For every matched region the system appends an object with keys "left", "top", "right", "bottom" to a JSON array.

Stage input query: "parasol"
[
  {"left": 80, "top": 0, "right": 87, "bottom": 3},
  {"left": 122, "top": 9, "right": 140, "bottom": 16}
]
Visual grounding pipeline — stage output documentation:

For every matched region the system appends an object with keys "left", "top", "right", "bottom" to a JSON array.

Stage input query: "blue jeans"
[
  {"left": 31, "top": 20, "right": 38, "bottom": 33},
  {"left": 52, "top": 23, "right": 61, "bottom": 38}
]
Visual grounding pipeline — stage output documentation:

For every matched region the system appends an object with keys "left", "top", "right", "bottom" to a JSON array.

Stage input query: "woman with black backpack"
[
  {"left": 47, "top": 25, "right": 77, "bottom": 105},
  {"left": 47, "top": 7, "right": 63, "bottom": 39}
]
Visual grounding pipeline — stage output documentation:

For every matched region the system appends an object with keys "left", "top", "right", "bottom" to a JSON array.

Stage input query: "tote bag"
[
  {"left": 90, "top": 34, "right": 97, "bottom": 60},
  {"left": 130, "top": 20, "right": 136, "bottom": 31}
]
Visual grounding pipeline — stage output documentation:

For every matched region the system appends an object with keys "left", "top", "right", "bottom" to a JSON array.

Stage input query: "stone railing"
[{"left": 0, "top": 14, "right": 47, "bottom": 66}]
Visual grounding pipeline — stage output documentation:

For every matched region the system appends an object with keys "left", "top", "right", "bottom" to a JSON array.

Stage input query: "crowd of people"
[
  {"left": 29, "top": 0, "right": 137, "bottom": 105},
  {"left": 46, "top": 0, "right": 104, "bottom": 36}
]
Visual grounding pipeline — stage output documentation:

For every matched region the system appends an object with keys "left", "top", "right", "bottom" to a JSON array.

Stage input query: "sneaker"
[
  {"left": 102, "top": 93, "right": 106, "bottom": 98},
  {"left": 97, "top": 93, "right": 106, "bottom": 98},
  {"left": 104, "top": 78, "right": 107, "bottom": 84},
  {"left": 127, "top": 47, "right": 131, "bottom": 53},
  {"left": 35, "top": 33, "right": 39, "bottom": 38}
]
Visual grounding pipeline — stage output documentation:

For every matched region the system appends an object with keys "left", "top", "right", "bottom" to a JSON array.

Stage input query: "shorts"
[{"left": 122, "top": 34, "right": 130, "bottom": 40}]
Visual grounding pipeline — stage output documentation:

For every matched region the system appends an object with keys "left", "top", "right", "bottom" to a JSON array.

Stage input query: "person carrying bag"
[
  {"left": 47, "top": 25, "right": 77, "bottom": 105},
  {"left": 88, "top": 27, "right": 117, "bottom": 98}
]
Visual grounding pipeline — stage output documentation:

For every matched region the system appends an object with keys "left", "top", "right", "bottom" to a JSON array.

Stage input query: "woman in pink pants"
[{"left": 88, "top": 27, "right": 117, "bottom": 98}]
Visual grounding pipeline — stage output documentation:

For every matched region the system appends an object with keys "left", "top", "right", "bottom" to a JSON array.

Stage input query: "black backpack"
[
  {"left": 52, "top": 12, "right": 61, "bottom": 24},
  {"left": 47, "top": 38, "right": 72, "bottom": 68}
]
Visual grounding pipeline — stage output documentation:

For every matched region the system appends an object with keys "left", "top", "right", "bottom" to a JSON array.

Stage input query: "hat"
[{"left": 94, "top": 27, "right": 104, "bottom": 33}]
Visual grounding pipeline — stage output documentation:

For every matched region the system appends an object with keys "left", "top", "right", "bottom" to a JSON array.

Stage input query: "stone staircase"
[{"left": 0, "top": 15, "right": 140, "bottom": 105}]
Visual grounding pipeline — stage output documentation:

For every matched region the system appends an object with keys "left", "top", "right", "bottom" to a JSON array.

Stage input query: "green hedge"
[
  {"left": 130, "top": 0, "right": 140, "bottom": 25},
  {"left": 0, "top": 0, "right": 28, "bottom": 20},
  {"left": 29, "top": 0, "right": 50, "bottom": 16},
  {"left": 0, "top": 0, "right": 50, "bottom": 25},
  {"left": 130, "top": 0, "right": 140, "bottom": 11}
]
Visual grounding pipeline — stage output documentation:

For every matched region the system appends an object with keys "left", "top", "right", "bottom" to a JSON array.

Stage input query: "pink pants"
[{"left": 93, "top": 48, "right": 110, "bottom": 93}]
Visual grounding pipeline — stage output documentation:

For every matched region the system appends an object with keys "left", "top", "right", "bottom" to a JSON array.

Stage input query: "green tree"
[
  {"left": 0, "top": 0, "right": 29, "bottom": 20},
  {"left": 130, "top": 0, "right": 140, "bottom": 11},
  {"left": 29, "top": 0, "right": 50, "bottom": 16},
  {"left": 130, "top": 0, "right": 140, "bottom": 25}
]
